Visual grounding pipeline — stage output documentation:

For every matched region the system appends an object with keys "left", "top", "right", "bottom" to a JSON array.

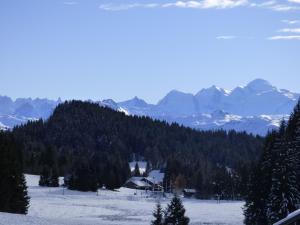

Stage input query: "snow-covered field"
[{"left": 0, "top": 175, "right": 244, "bottom": 225}]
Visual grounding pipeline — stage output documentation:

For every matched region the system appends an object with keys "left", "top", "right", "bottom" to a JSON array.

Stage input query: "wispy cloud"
[
  {"left": 288, "top": 0, "right": 300, "bottom": 4},
  {"left": 278, "top": 28, "right": 300, "bottom": 33},
  {"left": 269, "top": 4, "right": 300, "bottom": 11},
  {"left": 268, "top": 35, "right": 300, "bottom": 40},
  {"left": 63, "top": 1, "right": 78, "bottom": 5},
  {"left": 162, "top": 0, "right": 249, "bottom": 9},
  {"left": 216, "top": 35, "right": 237, "bottom": 40},
  {"left": 99, "top": 3, "right": 158, "bottom": 11},
  {"left": 98, "top": 0, "right": 300, "bottom": 12},
  {"left": 99, "top": 0, "right": 249, "bottom": 11},
  {"left": 250, "top": 0, "right": 300, "bottom": 11},
  {"left": 282, "top": 19, "right": 300, "bottom": 24}
]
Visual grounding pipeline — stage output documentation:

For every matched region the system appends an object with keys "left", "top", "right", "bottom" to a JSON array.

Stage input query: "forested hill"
[{"left": 13, "top": 100, "right": 264, "bottom": 195}]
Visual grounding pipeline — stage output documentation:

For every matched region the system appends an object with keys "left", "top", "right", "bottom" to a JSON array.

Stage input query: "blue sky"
[{"left": 0, "top": 0, "right": 300, "bottom": 103}]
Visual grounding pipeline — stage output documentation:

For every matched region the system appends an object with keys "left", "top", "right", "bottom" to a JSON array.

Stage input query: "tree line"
[{"left": 12, "top": 100, "right": 263, "bottom": 197}]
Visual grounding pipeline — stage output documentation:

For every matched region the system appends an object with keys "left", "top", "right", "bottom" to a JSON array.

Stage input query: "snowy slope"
[
  {"left": 155, "top": 111, "right": 288, "bottom": 136},
  {"left": 0, "top": 175, "right": 244, "bottom": 225}
]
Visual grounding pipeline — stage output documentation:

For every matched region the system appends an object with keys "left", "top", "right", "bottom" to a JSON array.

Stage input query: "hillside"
[{"left": 13, "top": 100, "right": 263, "bottom": 197}]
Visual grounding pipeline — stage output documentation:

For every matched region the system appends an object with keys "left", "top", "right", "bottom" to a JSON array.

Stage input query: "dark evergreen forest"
[
  {"left": 244, "top": 100, "right": 300, "bottom": 224},
  {"left": 13, "top": 100, "right": 263, "bottom": 197},
  {"left": 0, "top": 132, "right": 29, "bottom": 214}
]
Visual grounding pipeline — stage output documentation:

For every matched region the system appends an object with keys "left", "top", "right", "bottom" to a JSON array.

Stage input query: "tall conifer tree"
[
  {"left": 163, "top": 195, "right": 189, "bottom": 225},
  {"left": 151, "top": 202, "right": 163, "bottom": 225},
  {"left": 0, "top": 132, "right": 29, "bottom": 214}
]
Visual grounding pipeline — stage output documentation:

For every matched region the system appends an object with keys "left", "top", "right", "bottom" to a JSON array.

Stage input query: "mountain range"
[{"left": 0, "top": 79, "right": 298, "bottom": 135}]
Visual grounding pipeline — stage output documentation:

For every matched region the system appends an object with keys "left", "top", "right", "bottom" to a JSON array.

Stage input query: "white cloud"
[
  {"left": 282, "top": 19, "right": 300, "bottom": 24},
  {"left": 268, "top": 35, "right": 300, "bottom": 40},
  {"left": 278, "top": 28, "right": 300, "bottom": 33},
  {"left": 250, "top": 0, "right": 275, "bottom": 7},
  {"left": 250, "top": 0, "right": 300, "bottom": 11},
  {"left": 163, "top": 0, "right": 248, "bottom": 9},
  {"left": 216, "top": 35, "right": 237, "bottom": 39},
  {"left": 288, "top": 0, "right": 300, "bottom": 4},
  {"left": 63, "top": 1, "right": 78, "bottom": 5},
  {"left": 99, "top": 3, "right": 159, "bottom": 11},
  {"left": 98, "top": 0, "right": 300, "bottom": 11},
  {"left": 269, "top": 4, "right": 300, "bottom": 11},
  {"left": 99, "top": 0, "right": 249, "bottom": 11}
]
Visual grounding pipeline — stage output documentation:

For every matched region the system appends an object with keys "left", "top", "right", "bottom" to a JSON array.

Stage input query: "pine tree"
[
  {"left": 151, "top": 202, "right": 163, "bottom": 225},
  {"left": 163, "top": 195, "right": 189, "bottom": 225},
  {"left": 144, "top": 161, "right": 151, "bottom": 177},
  {"left": 267, "top": 121, "right": 300, "bottom": 224},
  {"left": 68, "top": 161, "right": 98, "bottom": 192},
  {"left": 49, "top": 166, "right": 59, "bottom": 187},
  {"left": 244, "top": 165, "right": 267, "bottom": 225},
  {"left": 245, "top": 105, "right": 300, "bottom": 225},
  {"left": 0, "top": 132, "right": 29, "bottom": 214},
  {"left": 134, "top": 162, "right": 141, "bottom": 177},
  {"left": 39, "top": 166, "right": 50, "bottom": 186},
  {"left": 244, "top": 131, "right": 277, "bottom": 224},
  {"left": 287, "top": 100, "right": 300, "bottom": 190},
  {"left": 195, "top": 169, "right": 203, "bottom": 198},
  {"left": 39, "top": 146, "right": 59, "bottom": 187},
  {"left": 9, "top": 173, "right": 30, "bottom": 214}
]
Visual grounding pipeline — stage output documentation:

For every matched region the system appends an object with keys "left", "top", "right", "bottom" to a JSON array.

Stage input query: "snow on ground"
[{"left": 0, "top": 175, "right": 244, "bottom": 225}]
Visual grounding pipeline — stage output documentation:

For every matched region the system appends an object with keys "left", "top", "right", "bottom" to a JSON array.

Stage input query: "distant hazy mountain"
[
  {"left": 0, "top": 79, "right": 298, "bottom": 135},
  {"left": 115, "top": 79, "right": 298, "bottom": 135},
  {"left": 0, "top": 96, "right": 61, "bottom": 129}
]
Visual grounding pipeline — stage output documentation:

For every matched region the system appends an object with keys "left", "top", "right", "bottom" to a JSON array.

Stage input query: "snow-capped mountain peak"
[
  {"left": 156, "top": 90, "right": 197, "bottom": 116},
  {"left": 196, "top": 85, "right": 229, "bottom": 97},
  {"left": 245, "top": 79, "right": 275, "bottom": 93},
  {"left": 100, "top": 99, "right": 119, "bottom": 110},
  {"left": 119, "top": 96, "right": 150, "bottom": 108}
]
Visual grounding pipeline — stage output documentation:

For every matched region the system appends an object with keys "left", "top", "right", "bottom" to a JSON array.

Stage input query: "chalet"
[
  {"left": 274, "top": 209, "right": 300, "bottom": 225},
  {"left": 141, "top": 177, "right": 163, "bottom": 191},
  {"left": 123, "top": 169, "right": 165, "bottom": 191},
  {"left": 183, "top": 189, "right": 197, "bottom": 198},
  {"left": 123, "top": 177, "right": 152, "bottom": 190}
]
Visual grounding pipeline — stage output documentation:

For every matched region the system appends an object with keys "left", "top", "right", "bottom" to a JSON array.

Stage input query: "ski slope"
[{"left": 0, "top": 175, "right": 244, "bottom": 225}]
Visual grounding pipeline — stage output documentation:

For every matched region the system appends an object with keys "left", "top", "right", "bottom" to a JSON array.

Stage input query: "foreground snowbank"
[{"left": 0, "top": 175, "right": 244, "bottom": 225}]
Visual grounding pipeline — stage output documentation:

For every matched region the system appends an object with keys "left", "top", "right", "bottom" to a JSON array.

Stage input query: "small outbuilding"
[{"left": 183, "top": 189, "right": 197, "bottom": 198}]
